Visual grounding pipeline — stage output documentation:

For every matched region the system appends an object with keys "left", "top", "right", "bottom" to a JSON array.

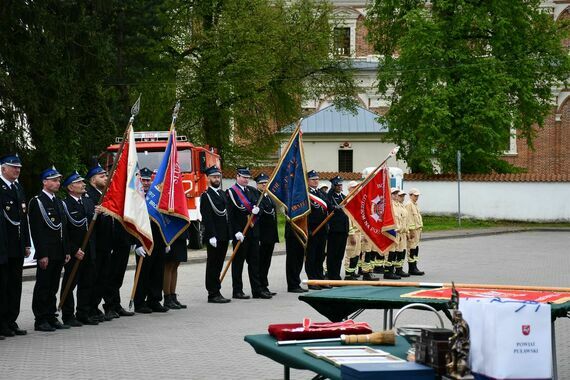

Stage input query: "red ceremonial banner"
[
  {"left": 344, "top": 166, "right": 397, "bottom": 253},
  {"left": 402, "top": 287, "right": 570, "bottom": 304}
]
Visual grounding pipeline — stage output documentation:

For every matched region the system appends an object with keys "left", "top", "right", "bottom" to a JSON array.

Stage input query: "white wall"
[
  {"left": 404, "top": 181, "right": 570, "bottom": 222},
  {"left": 284, "top": 139, "right": 407, "bottom": 174}
]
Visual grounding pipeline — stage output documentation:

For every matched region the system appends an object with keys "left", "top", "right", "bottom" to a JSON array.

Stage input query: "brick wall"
[
  {"left": 502, "top": 104, "right": 570, "bottom": 175},
  {"left": 355, "top": 15, "right": 374, "bottom": 57}
]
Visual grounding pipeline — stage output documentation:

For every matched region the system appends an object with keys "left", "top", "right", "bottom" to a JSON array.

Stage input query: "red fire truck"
[{"left": 101, "top": 131, "right": 221, "bottom": 249}]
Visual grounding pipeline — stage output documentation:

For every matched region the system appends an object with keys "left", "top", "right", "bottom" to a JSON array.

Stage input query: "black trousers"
[
  {"left": 104, "top": 244, "right": 131, "bottom": 311},
  {"left": 2, "top": 256, "right": 24, "bottom": 325},
  {"left": 285, "top": 233, "right": 304, "bottom": 290},
  {"left": 326, "top": 232, "right": 348, "bottom": 280},
  {"left": 205, "top": 240, "right": 229, "bottom": 297},
  {"left": 91, "top": 249, "right": 112, "bottom": 312},
  {"left": 0, "top": 262, "right": 7, "bottom": 327},
  {"left": 231, "top": 237, "right": 262, "bottom": 295},
  {"left": 305, "top": 231, "right": 326, "bottom": 280},
  {"left": 134, "top": 250, "right": 165, "bottom": 307},
  {"left": 32, "top": 259, "right": 64, "bottom": 324},
  {"left": 61, "top": 256, "right": 95, "bottom": 320},
  {"left": 259, "top": 242, "right": 275, "bottom": 291}
]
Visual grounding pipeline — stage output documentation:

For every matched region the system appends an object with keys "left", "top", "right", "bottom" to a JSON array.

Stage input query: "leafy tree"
[
  {"left": 173, "top": 0, "right": 357, "bottom": 165},
  {"left": 366, "top": 0, "right": 570, "bottom": 173},
  {"left": 0, "top": 1, "right": 180, "bottom": 189}
]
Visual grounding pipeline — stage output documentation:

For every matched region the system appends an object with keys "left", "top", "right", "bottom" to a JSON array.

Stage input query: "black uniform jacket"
[
  {"left": 0, "top": 179, "right": 31, "bottom": 257},
  {"left": 308, "top": 187, "right": 328, "bottom": 234},
  {"left": 85, "top": 184, "right": 114, "bottom": 253},
  {"left": 327, "top": 190, "right": 349, "bottom": 234},
  {"left": 0, "top": 211, "right": 7, "bottom": 264},
  {"left": 200, "top": 187, "right": 230, "bottom": 242},
  {"left": 28, "top": 191, "right": 70, "bottom": 260},
  {"left": 63, "top": 195, "right": 96, "bottom": 259},
  {"left": 226, "top": 184, "right": 260, "bottom": 239},
  {"left": 256, "top": 190, "right": 279, "bottom": 245}
]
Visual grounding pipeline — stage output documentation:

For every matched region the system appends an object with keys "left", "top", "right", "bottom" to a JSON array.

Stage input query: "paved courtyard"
[{"left": 1, "top": 230, "right": 569, "bottom": 379}]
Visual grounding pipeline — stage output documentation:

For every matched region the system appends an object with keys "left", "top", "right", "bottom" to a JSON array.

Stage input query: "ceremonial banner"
[
  {"left": 101, "top": 126, "right": 153, "bottom": 254},
  {"left": 266, "top": 124, "right": 310, "bottom": 245},
  {"left": 146, "top": 127, "right": 190, "bottom": 246},
  {"left": 343, "top": 166, "right": 396, "bottom": 253},
  {"left": 401, "top": 287, "right": 570, "bottom": 304}
]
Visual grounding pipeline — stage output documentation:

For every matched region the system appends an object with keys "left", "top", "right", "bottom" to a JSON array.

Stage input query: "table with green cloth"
[
  {"left": 298, "top": 286, "right": 570, "bottom": 323},
  {"left": 299, "top": 285, "right": 570, "bottom": 380},
  {"left": 244, "top": 334, "right": 411, "bottom": 380}
]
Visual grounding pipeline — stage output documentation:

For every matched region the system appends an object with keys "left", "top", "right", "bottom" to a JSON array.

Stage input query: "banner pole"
[
  {"left": 58, "top": 95, "right": 141, "bottom": 311},
  {"left": 220, "top": 121, "right": 304, "bottom": 283}
]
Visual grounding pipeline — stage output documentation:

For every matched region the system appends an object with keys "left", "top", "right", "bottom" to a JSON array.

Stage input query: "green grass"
[
  {"left": 423, "top": 215, "right": 570, "bottom": 232},
  {"left": 275, "top": 211, "right": 569, "bottom": 240}
]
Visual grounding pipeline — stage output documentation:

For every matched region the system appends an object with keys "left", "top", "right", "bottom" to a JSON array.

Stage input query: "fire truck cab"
[{"left": 101, "top": 131, "right": 221, "bottom": 249}]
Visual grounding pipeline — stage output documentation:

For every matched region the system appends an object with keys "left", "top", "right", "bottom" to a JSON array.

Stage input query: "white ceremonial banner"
[{"left": 460, "top": 298, "right": 552, "bottom": 380}]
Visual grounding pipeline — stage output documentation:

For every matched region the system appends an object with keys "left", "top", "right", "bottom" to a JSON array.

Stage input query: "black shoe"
[
  {"left": 49, "top": 320, "right": 70, "bottom": 330},
  {"left": 383, "top": 271, "right": 401, "bottom": 280},
  {"left": 320, "top": 285, "right": 332, "bottom": 289},
  {"left": 232, "top": 292, "right": 251, "bottom": 300},
  {"left": 208, "top": 295, "right": 231, "bottom": 304},
  {"left": 164, "top": 295, "right": 181, "bottom": 310},
  {"left": 395, "top": 267, "right": 410, "bottom": 278},
  {"left": 0, "top": 335, "right": 4, "bottom": 340},
  {"left": 135, "top": 306, "right": 153, "bottom": 314},
  {"left": 308, "top": 285, "right": 322, "bottom": 290},
  {"left": 35, "top": 322, "right": 56, "bottom": 332},
  {"left": 362, "top": 272, "right": 380, "bottom": 281},
  {"left": 173, "top": 294, "right": 187, "bottom": 309},
  {"left": 252, "top": 291, "right": 272, "bottom": 299},
  {"left": 105, "top": 310, "right": 119, "bottom": 320},
  {"left": 77, "top": 316, "right": 99, "bottom": 325},
  {"left": 0, "top": 327, "right": 15, "bottom": 337},
  {"left": 8, "top": 323, "right": 27, "bottom": 336},
  {"left": 63, "top": 318, "right": 83, "bottom": 327},
  {"left": 116, "top": 307, "right": 135, "bottom": 317},
  {"left": 148, "top": 302, "right": 168, "bottom": 312},
  {"left": 288, "top": 288, "right": 306, "bottom": 293},
  {"left": 91, "top": 310, "right": 106, "bottom": 322},
  {"left": 408, "top": 262, "right": 425, "bottom": 276}
]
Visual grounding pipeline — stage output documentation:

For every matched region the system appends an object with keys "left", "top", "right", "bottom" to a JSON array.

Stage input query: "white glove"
[
  {"left": 252, "top": 206, "right": 260, "bottom": 215},
  {"left": 235, "top": 232, "right": 245, "bottom": 242},
  {"left": 209, "top": 237, "right": 217, "bottom": 248},
  {"left": 135, "top": 247, "right": 146, "bottom": 257},
  {"left": 165, "top": 246, "right": 171, "bottom": 253}
]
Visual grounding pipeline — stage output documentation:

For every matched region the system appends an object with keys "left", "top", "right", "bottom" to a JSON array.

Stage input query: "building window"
[
  {"left": 334, "top": 27, "right": 351, "bottom": 56},
  {"left": 338, "top": 150, "right": 353, "bottom": 172},
  {"left": 503, "top": 127, "right": 517, "bottom": 155}
]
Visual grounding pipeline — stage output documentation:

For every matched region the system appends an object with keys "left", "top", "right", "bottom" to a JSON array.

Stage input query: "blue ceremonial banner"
[
  {"left": 146, "top": 128, "right": 190, "bottom": 246},
  {"left": 266, "top": 123, "right": 310, "bottom": 243}
]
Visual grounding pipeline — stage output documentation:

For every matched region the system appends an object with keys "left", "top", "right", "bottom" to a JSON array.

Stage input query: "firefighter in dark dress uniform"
[
  {"left": 60, "top": 171, "right": 99, "bottom": 327},
  {"left": 326, "top": 176, "right": 349, "bottom": 281},
  {"left": 84, "top": 164, "right": 115, "bottom": 322},
  {"left": 29, "top": 166, "right": 72, "bottom": 332},
  {"left": 199, "top": 165, "right": 231, "bottom": 303},
  {"left": 0, "top": 154, "right": 31, "bottom": 336},
  {"left": 133, "top": 167, "right": 168, "bottom": 313},
  {"left": 254, "top": 173, "right": 279, "bottom": 296},
  {"left": 226, "top": 167, "right": 271, "bottom": 300},
  {"left": 305, "top": 170, "right": 330, "bottom": 290}
]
